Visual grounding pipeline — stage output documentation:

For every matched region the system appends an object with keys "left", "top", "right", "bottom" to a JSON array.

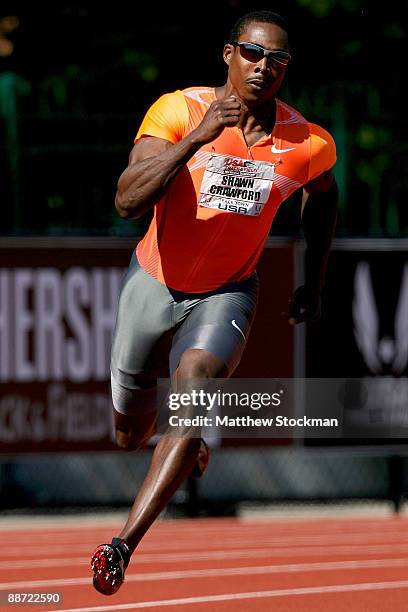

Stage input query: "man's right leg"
[
  {"left": 109, "top": 254, "right": 175, "bottom": 450},
  {"left": 111, "top": 374, "right": 158, "bottom": 450}
]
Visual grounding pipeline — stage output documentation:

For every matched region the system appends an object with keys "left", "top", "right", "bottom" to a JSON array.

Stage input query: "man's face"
[{"left": 224, "top": 21, "right": 290, "bottom": 106}]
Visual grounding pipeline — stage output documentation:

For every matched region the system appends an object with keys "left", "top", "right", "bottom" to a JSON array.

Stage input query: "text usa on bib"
[{"left": 198, "top": 154, "right": 275, "bottom": 216}]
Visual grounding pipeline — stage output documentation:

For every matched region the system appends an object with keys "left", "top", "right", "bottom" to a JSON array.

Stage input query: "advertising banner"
[
  {"left": 0, "top": 238, "right": 295, "bottom": 452},
  {"left": 305, "top": 240, "right": 408, "bottom": 445}
]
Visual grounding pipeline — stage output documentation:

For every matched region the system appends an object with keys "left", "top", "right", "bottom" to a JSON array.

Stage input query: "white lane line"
[
  {"left": 7, "top": 531, "right": 408, "bottom": 557},
  {"left": 3, "top": 518, "right": 408, "bottom": 537},
  {"left": 1, "top": 557, "right": 408, "bottom": 590},
  {"left": 12, "top": 530, "right": 408, "bottom": 546},
  {"left": 3, "top": 542, "right": 408, "bottom": 570},
  {"left": 0, "top": 558, "right": 87, "bottom": 570},
  {"left": 46, "top": 580, "right": 408, "bottom": 612},
  {"left": 6, "top": 544, "right": 95, "bottom": 556},
  {"left": 6, "top": 524, "right": 408, "bottom": 549}
]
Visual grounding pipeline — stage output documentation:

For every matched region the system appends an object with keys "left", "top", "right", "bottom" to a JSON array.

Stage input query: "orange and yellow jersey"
[{"left": 134, "top": 87, "right": 336, "bottom": 293}]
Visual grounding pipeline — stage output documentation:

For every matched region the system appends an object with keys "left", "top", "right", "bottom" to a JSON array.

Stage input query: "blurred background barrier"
[{"left": 0, "top": 448, "right": 405, "bottom": 513}]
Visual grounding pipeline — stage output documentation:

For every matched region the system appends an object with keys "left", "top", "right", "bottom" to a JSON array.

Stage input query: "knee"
[
  {"left": 116, "top": 431, "right": 143, "bottom": 450},
  {"left": 111, "top": 375, "right": 157, "bottom": 449},
  {"left": 115, "top": 424, "right": 155, "bottom": 450},
  {"left": 114, "top": 411, "right": 156, "bottom": 450}
]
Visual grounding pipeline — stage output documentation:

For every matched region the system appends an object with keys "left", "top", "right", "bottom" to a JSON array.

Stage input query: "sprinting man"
[{"left": 91, "top": 10, "right": 337, "bottom": 595}]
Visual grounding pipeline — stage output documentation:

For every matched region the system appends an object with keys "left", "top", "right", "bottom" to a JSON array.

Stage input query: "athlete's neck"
[
  {"left": 214, "top": 85, "right": 277, "bottom": 143},
  {"left": 238, "top": 100, "right": 277, "bottom": 140}
]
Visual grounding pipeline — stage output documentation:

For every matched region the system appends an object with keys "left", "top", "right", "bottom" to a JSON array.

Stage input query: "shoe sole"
[{"left": 91, "top": 544, "right": 125, "bottom": 596}]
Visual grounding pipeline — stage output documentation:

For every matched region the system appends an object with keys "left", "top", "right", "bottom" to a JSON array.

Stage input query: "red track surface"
[{"left": 1, "top": 515, "right": 408, "bottom": 611}]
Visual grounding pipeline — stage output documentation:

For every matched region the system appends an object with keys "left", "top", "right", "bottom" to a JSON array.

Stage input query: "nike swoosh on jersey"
[
  {"left": 231, "top": 319, "right": 246, "bottom": 340},
  {"left": 271, "top": 144, "right": 296, "bottom": 154}
]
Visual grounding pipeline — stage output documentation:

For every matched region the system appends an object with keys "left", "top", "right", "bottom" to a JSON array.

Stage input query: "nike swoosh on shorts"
[{"left": 231, "top": 319, "right": 246, "bottom": 340}]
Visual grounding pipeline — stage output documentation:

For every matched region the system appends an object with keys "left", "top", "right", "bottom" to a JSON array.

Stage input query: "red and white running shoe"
[{"left": 91, "top": 537, "right": 130, "bottom": 595}]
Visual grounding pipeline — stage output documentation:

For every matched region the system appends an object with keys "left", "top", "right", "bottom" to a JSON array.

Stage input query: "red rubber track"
[{"left": 1, "top": 515, "right": 408, "bottom": 611}]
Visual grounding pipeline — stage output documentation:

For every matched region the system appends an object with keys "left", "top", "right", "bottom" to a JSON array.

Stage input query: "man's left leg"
[{"left": 91, "top": 348, "right": 225, "bottom": 595}]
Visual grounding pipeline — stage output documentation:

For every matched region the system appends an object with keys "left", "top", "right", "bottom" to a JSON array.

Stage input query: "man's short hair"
[{"left": 229, "top": 10, "right": 289, "bottom": 45}]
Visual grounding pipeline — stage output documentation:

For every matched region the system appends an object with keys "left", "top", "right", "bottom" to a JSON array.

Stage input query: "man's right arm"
[
  {"left": 115, "top": 134, "right": 201, "bottom": 219},
  {"left": 115, "top": 95, "right": 241, "bottom": 220}
]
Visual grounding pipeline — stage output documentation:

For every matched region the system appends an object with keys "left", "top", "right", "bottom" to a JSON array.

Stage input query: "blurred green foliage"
[{"left": 0, "top": 1, "right": 406, "bottom": 236}]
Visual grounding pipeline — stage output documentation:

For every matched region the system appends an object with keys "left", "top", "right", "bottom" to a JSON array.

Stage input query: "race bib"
[{"left": 198, "top": 154, "right": 275, "bottom": 216}]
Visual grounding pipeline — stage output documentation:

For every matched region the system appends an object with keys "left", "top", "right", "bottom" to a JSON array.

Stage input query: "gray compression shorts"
[{"left": 110, "top": 253, "right": 259, "bottom": 393}]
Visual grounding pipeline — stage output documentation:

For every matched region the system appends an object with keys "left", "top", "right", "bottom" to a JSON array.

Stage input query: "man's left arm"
[{"left": 285, "top": 169, "right": 338, "bottom": 325}]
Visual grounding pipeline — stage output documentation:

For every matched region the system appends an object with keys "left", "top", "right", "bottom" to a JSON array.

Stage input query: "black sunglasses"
[{"left": 236, "top": 42, "right": 291, "bottom": 67}]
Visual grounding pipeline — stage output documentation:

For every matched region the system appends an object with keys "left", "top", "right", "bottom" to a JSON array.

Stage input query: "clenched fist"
[
  {"left": 282, "top": 284, "right": 322, "bottom": 325},
  {"left": 192, "top": 96, "right": 241, "bottom": 145}
]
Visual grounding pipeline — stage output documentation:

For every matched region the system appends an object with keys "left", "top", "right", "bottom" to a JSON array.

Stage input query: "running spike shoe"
[{"left": 91, "top": 537, "right": 130, "bottom": 595}]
